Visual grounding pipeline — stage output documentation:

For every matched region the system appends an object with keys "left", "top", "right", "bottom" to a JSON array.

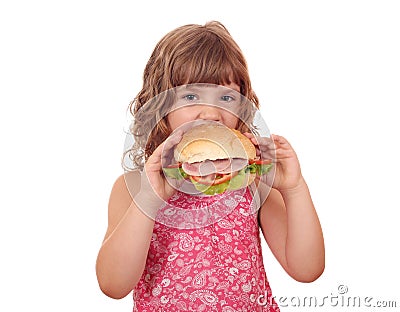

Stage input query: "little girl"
[{"left": 96, "top": 21, "right": 325, "bottom": 311}]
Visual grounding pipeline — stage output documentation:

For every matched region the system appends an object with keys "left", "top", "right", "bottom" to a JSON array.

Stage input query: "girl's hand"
[
  {"left": 243, "top": 133, "right": 303, "bottom": 192},
  {"left": 143, "top": 129, "right": 184, "bottom": 201},
  {"left": 129, "top": 130, "right": 183, "bottom": 219}
]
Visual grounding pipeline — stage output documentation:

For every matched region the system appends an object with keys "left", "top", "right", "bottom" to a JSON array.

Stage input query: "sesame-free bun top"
[{"left": 174, "top": 123, "right": 256, "bottom": 164}]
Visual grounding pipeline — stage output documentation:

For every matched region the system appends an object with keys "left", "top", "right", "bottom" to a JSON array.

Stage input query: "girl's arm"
[
  {"left": 96, "top": 171, "right": 156, "bottom": 299},
  {"left": 96, "top": 133, "right": 182, "bottom": 299},
  {"left": 260, "top": 180, "right": 325, "bottom": 282},
  {"left": 247, "top": 133, "right": 325, "bottom": 282}
]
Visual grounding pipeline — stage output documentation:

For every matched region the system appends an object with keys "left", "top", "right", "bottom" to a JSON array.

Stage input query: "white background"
[{"left": 1, "top": 0, "right": 399, "bottom": 311}]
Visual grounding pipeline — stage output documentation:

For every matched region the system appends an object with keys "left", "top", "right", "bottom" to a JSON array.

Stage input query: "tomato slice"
[
  {"left": 214, "top": 172, "right": 237, "bottom": 185},
  {"left": 249, "top": 159, "right": 272, "bottom": 165},
  {"left": 191, "top": 173, "right": 217, "bottom": 186}
]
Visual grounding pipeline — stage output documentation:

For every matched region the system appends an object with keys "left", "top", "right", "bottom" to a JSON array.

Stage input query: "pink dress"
[{"left": 132, "top": 187, "right": 280, "bottom": 312}]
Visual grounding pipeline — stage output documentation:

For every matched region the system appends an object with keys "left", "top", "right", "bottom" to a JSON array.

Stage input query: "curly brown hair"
[{"left": 125, "top": 21, "right": 259, "bottom": 170}]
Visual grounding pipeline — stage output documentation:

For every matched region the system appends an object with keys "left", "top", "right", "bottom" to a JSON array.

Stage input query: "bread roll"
[{"left": 174, "top": 123, "right": 256, "bottom": 163}]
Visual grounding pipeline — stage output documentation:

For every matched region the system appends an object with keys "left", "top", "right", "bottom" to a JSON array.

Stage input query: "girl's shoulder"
[
  {"left": 111, "top": 170, "right": 141, "bottom": 201},
  {"left": 103, "top": 171, "right": 141, "bottom": 241}
]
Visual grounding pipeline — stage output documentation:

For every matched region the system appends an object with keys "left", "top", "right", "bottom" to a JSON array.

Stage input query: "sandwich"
[{"left": 163, "top": 123, "right": 273, "bottom": 195}]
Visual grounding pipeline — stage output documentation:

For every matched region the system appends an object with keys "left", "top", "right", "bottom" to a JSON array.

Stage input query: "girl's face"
[{"left": 167, "top": 83, "right": 241, "bottom": 132}]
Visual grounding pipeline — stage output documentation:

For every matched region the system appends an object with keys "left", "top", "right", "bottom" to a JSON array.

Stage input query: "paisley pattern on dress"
[
  {"left": 155, "top": 187, "right": 248, "bottom": 229},
  {"left": 133, "top": 187, "right": 280, "bottom": 311}
]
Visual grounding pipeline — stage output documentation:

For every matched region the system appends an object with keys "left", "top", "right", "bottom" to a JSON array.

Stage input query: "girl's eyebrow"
[
  {"left": 175, "top": 85, "right": 204, "bottom": 94},
  {"left": 183, "top": 86, "right": 203, "bottom": 92},
  {"left": 176, "top": 84, "right": 239, "bottom": 96},
  {"left": 183, "top": 84, "right": 218, "bottom": 92},
  {"left": 186, "top": 84, "right": 238, "bottom": 92},
  {"left": 218, "top": 89, "right": 241, "bottom": 97},
  {"left": 222, "top": 89, "right": 238, "bottom": 94}
]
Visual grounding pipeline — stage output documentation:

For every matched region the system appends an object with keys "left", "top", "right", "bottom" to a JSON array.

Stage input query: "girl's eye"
[
  {"left": 183, "top": 94, "right": 198, "bottom": 101},
  {"left": 221, "top": 95, "right": 235, "bottom": 102}
]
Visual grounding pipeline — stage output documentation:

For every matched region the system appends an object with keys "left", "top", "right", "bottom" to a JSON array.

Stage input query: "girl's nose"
[{"left": 198, "top": 105, "right": 222, "bottom": 122}]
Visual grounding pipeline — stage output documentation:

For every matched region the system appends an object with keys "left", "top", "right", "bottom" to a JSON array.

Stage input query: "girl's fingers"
[
  {"left": 164, "top": 129, "right": 183, "bottom": 151},
  {"left": 161, "top": 130, "right": 183, "bottom": 166},
  {"left": 242, "top": 132, "right": 254, "bottom": 139},
  {"left": 243, "top": 132, "right": 275, "bottom": 149},
  {"left": 243, "top": 132, "right": 276, "bottom": 161},
  {"left": 271, "top": 135, "right": 299, "bottom": 163},
  {"left": 146, "top": 141, "right": 165, "bottom": 171},
  {"left": 144, "top": 130, "right": 184, "bottom": 170},
  {"left": 271, "top": 134, "right": 292, "bottom": 149},
  {"left": 243, "top": 133, "right": 297, "bottom": 163}
]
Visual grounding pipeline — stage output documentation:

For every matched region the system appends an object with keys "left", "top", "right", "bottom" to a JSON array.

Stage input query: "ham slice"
[
  {"left": 182, "top": 158, "right": 248, "bottom": 176},
  {"left": 217, "top": 158, "right": 248, "bottom": 174},
  {"left": 182, "top": 160, "right": 216, "bottom": 176}
]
